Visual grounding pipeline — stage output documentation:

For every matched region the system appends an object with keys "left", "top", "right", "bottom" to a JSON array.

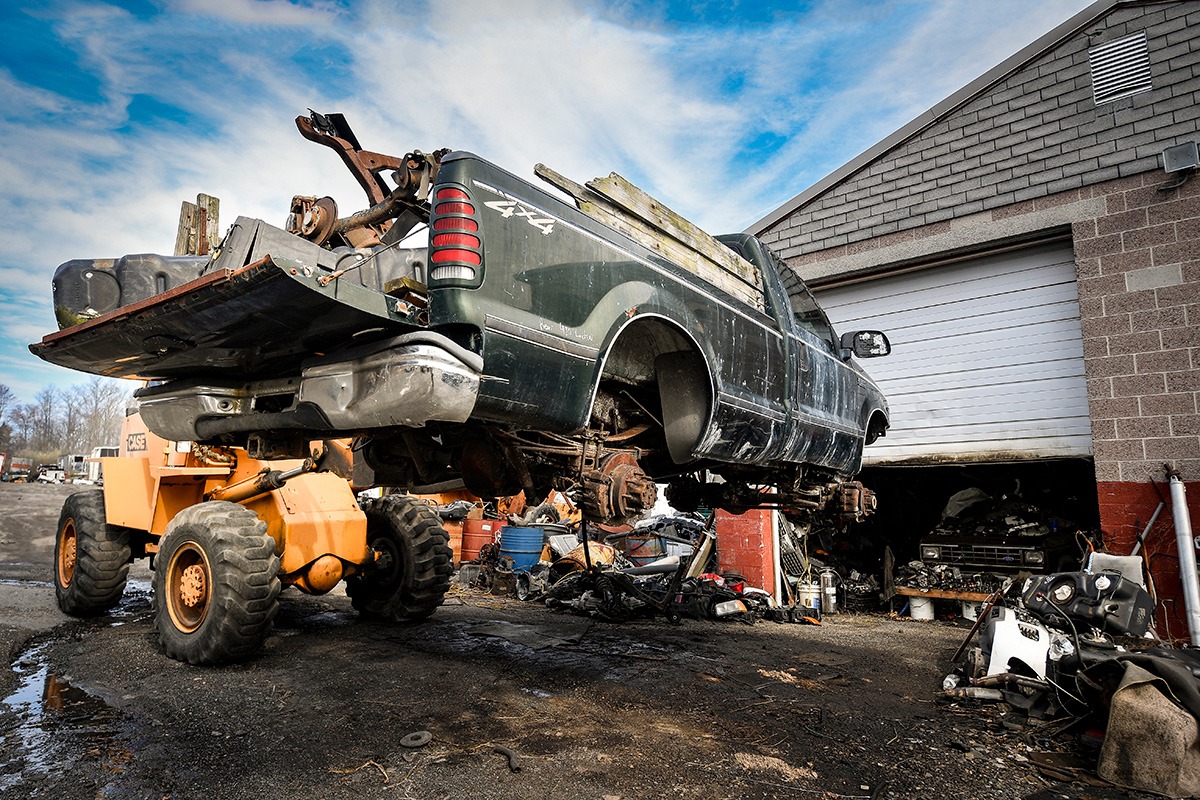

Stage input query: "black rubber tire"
[
  {"left": 664, "top": 477, "right": 703, "bottom": 514},
  {"left": 347, "top": 496, "right": 453, "bottom": 622},
  {"left": 154, "top": 501, "right": 280, "bottom": 665},
  {"left": 54, "top": 490, "right": 132, "bottom": 616}
]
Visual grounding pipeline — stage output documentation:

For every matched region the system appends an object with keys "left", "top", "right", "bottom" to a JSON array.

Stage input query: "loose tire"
[
  {"left": 347, "top": 496, "right": 453, "bottom": 621},
  {"left": 54, "top": 490, "right": 131, "bottom": 616},
  {"left": 154, "top": 501, "right": 280, "bottom": 665}
]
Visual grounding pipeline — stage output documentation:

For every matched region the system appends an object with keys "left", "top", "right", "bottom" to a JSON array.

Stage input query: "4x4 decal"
[{"left": 483, "top": 199, "right": 555, "bottom": 236}]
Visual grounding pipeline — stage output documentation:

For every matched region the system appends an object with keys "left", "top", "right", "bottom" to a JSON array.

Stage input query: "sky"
[{"left": 0, "top": 0, "right": 1098, "bottom": 404}]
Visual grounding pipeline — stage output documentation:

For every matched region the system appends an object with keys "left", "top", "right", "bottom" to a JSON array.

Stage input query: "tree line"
[{"left": 0, "top": 379, "right": 134, "bottom": 467}]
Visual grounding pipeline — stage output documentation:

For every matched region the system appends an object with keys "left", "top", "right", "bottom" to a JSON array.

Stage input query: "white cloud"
[
  {"left": 0, "top": 0, "right": 1099, "bottom": 403},
  {"left": 169, "top": 0, "right": 343, "bottom": 27}
]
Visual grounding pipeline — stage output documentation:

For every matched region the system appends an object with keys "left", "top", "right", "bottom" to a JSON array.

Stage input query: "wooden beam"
[
  {"left": 892, "top": 586, "right": 993, "bottom": 602},
  {"left": 174, "top": 193, "right": 220, "bottom": 256}
]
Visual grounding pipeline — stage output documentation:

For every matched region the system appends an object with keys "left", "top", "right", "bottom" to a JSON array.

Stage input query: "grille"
[
  {"left": 1089, "top": 32, "right": 1152, "bottom": 105},
  {"left": 927, "top": 542, "right": 1029, "bottom": 569}
]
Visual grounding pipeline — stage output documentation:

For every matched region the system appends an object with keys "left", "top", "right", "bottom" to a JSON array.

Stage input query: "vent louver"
[{"left": 1089, "top": 31, "right": 1152, "bottom": 105}]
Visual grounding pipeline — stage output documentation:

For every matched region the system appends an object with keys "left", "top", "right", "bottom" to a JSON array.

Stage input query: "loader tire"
[
  {"left": 54, "top": 490, "right": 131, "bottom": 616},
  {"left": 154, "top": 501, "right": 280, "bottom": 665},
  {"left": 347, "top": 495, "right": 453, "bottom": 622}
]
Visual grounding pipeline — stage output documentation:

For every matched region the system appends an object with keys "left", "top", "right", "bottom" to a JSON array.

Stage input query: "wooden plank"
[
  {"left": 199, "top": 193, "right": 220, "bottom": 254},
  {"left": 174, "top": 193, "right": 221, "bottom": 255},
  {"left": 893, "top": 586, "right": 992, "bottom": 602},
  {"left": 584, "top": 172, "right": 762, "bottom": 289},
  {"left": 174, "top": 201, "right": 197, "bottom": 256}
]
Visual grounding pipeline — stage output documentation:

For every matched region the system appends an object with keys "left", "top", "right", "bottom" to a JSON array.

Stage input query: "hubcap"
[
  {"left": 371, "top": 536, "right": 401, "bottom": 585},
  {"left": 179, "top": 565, "right": 206, "bottom": 607},
  {"left": 166, "top": 543, "right": 211, "bottom": 633}
]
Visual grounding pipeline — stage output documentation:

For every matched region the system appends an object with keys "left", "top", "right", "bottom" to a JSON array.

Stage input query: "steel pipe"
[{"left": 1168, "top": 471, "right": 1200, "bottom": 646}]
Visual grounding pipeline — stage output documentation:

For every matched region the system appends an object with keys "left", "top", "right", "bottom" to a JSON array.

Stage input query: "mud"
[{"left": 0, "top": 483, "right": 1150, "bottom": 799}]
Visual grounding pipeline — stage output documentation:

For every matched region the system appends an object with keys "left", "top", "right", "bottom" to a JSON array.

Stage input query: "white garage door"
[{"left": 814, "top": 242, "right": 1091, "bottom": 464}]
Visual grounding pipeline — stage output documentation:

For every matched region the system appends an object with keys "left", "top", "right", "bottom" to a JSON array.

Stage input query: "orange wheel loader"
[{"left": 52, "top": 411, "right": 453, "bottom": 665}]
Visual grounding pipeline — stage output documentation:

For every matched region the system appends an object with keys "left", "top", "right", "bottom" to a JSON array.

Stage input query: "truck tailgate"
[{"left": 30, "top": 255, "right": 424, "bottom": 381}]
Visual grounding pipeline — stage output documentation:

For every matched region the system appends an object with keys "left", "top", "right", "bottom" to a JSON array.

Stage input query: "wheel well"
[
  {"left": 599, "top": 317, "right": 712, "bottom": 465},
  {"left": 865, "top": 409, "right": 889, "bottom": 445},
  {"left": 600, "top": 317, "right": 696, "bottom": 385}
]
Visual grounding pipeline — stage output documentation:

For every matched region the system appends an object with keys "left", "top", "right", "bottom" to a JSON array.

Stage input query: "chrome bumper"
[{"left": 137, "top": 339, "right": 481, "bottom": 441}]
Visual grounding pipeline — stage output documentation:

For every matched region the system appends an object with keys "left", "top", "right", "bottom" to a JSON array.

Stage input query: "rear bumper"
[
  {"left": 300, "top": 341, "right": 479, "bottom": 430},
  {"left": 138, "top": 334, "right": 481, "bottom": 441}
]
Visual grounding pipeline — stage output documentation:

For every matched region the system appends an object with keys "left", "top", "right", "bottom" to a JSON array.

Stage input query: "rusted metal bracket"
[
  {"left": 296, "top": 112, "right": 407, "bottom": 206},
  {"left": 294, "top": 111, "right": 449, "bottom": 229}
]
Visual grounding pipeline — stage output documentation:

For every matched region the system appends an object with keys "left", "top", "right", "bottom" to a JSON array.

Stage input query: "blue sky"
[{"left": 0, "top": 0, "right": 1096, "bottom": 404}]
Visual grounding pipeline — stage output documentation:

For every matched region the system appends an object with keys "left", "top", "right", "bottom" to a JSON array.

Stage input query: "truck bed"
[{"left": 29, "top": 253, "right": 422, "bottom": 381}]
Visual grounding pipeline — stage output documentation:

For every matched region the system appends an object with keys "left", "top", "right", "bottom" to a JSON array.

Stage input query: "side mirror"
[{"left": 840, "top": 330, "right": 891, "bottom": 359}]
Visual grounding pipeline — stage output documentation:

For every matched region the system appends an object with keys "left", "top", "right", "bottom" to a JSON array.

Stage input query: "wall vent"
[{"left": 1088, "top": 31, "right": 1152, "bottom": 105}]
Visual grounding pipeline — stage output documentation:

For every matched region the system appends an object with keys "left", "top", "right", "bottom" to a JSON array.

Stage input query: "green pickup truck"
[{"left": 32, "top": 112, "right": 891, "bottom": 525}]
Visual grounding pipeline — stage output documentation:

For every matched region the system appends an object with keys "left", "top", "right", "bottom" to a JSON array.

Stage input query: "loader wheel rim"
[
  {"left": 58, "top": 519, "right": 78, "bottom": 587},
  {"left": 165, "top": 542, "right": 211, "bottom": 633},
  {"left": 371, "top": 535, "right": 401, "bottom": 584}
]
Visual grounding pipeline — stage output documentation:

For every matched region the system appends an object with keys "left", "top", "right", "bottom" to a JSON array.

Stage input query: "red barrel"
[{"left": 460, "top": 519, "right": 502, "bottom": 563}]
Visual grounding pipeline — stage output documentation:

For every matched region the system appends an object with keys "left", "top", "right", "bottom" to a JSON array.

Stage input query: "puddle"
[
  {"left": 0, "top": 643, "right": 133, "bottom": 795},
  {"left": 0, "top": 578, "right": 52, "bottom": 588},
  {"left": 103, "top": 579, "right": 154, "bottom": 628}
]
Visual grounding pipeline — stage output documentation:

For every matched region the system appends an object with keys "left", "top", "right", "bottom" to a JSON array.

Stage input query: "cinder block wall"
[
  {"left": 1072, "top": 171, "right": 1199, "bottom": 640},
  {"left": 756, "top": 1, "right": 1200, "bottom": 639},
  {"left": 1073, "top": 171, "right": 1200, "bottom": 491}
]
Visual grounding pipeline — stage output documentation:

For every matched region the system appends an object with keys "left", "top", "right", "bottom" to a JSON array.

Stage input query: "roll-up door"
[{"left": 814, "top": 242, "right": 1090, "bottom": 464}]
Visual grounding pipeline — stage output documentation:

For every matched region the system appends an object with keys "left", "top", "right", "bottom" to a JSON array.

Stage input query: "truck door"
[{"left": 768, "top": 253, "right": 862, "bottom": 474}]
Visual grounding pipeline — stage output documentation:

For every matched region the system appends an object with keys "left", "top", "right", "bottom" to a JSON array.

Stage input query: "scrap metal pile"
[
  {"left": 896, "top": 561, "right": 1006, "bottom": 595},
  {"left": 460, "top": 512, "right": 821, "bottom": 626},
  {"left": 916, "top": 486, "right": 1092, "bottom": 577},
  {"left": 942, "top": 562, "right": 1200, "bottom": 797}
]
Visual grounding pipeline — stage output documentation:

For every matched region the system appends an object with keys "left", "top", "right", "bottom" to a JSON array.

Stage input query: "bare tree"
[
  {"left": 0, "top": 384, "right": 12, "bottom": 425},
  {"left": 10, "top": 404, "right": 35, "bottom": 450},
  {"left": 31, "top": 388, "right": 60, "bottom": 451},
  {"left": 3, "top": 379, "right": 133, "bottom": 458},
  {"left": 75, "top": 377, "right": 130, "bottom": 449}
]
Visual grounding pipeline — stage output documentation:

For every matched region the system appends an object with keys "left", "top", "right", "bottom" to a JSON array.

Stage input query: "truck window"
[
  {"left": 790, "top": 287, "right": 836, "bottom": 348},
  {"left": 761, "top": 244, "right": 838, "bottom": 349}
]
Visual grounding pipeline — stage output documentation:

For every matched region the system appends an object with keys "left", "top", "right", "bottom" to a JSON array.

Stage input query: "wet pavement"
[{"left": 0, "top": 483, "right": 1152, "bottom": 799}]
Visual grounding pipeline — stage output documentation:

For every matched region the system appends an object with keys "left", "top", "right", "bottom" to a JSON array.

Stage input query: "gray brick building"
[{"left": 751, "top": 0, "right": 1199, "bottom": 637}]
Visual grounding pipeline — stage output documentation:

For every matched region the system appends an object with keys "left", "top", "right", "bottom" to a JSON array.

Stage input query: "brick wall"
[
  {"left": 759, "top": 1, "right": 1200, "bottom": 260},
  {"left": 1097, "top": 479, "right": 1199, "bottom": 640}
]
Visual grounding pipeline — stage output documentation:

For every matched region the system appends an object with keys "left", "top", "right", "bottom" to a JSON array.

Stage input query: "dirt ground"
[{"left": 0, "top": 483, "right": 1152, "bottom": 799}]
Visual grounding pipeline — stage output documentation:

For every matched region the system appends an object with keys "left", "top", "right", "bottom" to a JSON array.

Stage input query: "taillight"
[
  {"left": 429, "top": 184, "right": 483, "bottom": 284},
  {"left": 434, "top": 201, "right": 475, "bottom": 216},
  {"left": 431, "top": 232, "right": 480, "bottom": 249},
  {"left": 434, "top": 217, "right": 478, "bottom": 232},
  {"left": 431, "top": 248, "right": 481, "bottom": 265}
]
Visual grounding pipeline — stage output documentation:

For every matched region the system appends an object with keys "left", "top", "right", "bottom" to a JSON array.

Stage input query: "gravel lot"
[{"left": 0, "top": 483, "right": 1148, "bottom": 799}]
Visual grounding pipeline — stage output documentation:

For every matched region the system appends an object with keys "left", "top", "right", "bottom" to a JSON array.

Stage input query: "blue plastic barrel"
[{"left": 498, "top": 526, "right": 544, "bottom": 573}]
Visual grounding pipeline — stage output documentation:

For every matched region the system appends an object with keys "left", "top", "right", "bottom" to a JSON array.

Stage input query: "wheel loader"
[{"left": 54, "top": 410, "right": 452, "bottom": 665}]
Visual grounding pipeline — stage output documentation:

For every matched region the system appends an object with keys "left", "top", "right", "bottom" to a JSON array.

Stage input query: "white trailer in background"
[{"left": 86, "top": 446, "right": 118, "bottom": 484}]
